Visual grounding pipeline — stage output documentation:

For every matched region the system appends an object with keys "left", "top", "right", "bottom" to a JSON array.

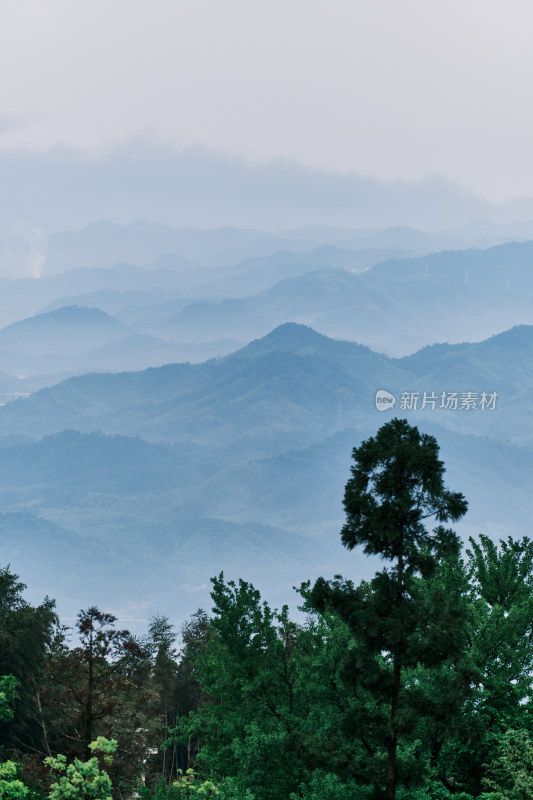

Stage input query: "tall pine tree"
[{"left": 310, "top": 418, "right": 469, "bottom": 800}]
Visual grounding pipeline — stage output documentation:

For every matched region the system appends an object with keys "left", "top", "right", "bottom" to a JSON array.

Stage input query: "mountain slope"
[
  {"left": 149, "top": 240, "right": 533, "bottom": 355},
  {"left": 0, "top": 324, "right": 411, "bottom": 443},
  {"left": 0, "top": 305, "right": 128, "bottom": 353},
  {"left": 0, "top": 322, "right": 532, "bottom": 628}
]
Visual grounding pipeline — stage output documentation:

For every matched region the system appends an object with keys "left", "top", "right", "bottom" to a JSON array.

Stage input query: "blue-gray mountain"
[
  {"left": 3, "top": 236, "right": 533, "bottom": 373},
  {"left": 0, "top": 323, "right": 530, "bottom": 629},
  {"left": 161, "top": 240, "right": 533, "bottom": 354}
]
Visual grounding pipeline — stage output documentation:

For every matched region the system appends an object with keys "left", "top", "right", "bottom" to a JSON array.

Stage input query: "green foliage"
[
  {"left": 38, "top": 605, "right": 155, "bottom": 795},
  {"left": 136, "top": 774, "right": 244, "bottom": 800},
  {"left": 0, "top": 566, "right": 57, "bottom": 753},
  {"left": 340, "top": 418, "right": 467, "bottom": 560},
  {"left": 434, "top": 535, "right": 533, "bottom": 795},
  {"left": 0, "top": 678, "right": 18, "bottom": 723},
  {"left": 214, "top": 778, "right": 254, "bottom": 800},
  {"left": 0, "top": 761, "right": 29, "bottom": 800},
  {"left": 87, "top": 739, "right": 116, "bottom": 756},
  {"left": 9, "top": 421, "right": 533, "bottom": 800},
  {"left": 87, "top": 739, "right": 117, "bottom": 767},
  {"left": 173, "top": 768, "right": 218, "bottom": 797},
  {"left": 479, "top": 728, "right": 533, "bottom": 799},
  {"left": 467, "top": 534, "right": 533, "bottom": 609},
  {"left": 310, "top": 419, "right": 469, "bottom": 799},
  {"left": 170, "top": 575, "right": 309, "bottom": 799},
  {"left": 44, "top": 738, "right": 117, "bottom": 800},
  {"left": 134, "top": 780, "right": 174, "bottom": 800},
  {"left": 141, "top": 615, "right": 181, "bottom": 782},
  {"left": 229, "top": 725, "right": 301, "bottom": 800},
  {"left": 289, "top": 771, "right": 366, "bottom": 800}
]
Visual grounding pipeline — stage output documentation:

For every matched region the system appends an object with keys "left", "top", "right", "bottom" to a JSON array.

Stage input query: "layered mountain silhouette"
[
  {"left": 1, "top": 219, "right": 533, "bottom": 627},
  {"left": 0, "top": 321, "right": 526, "bottom": 441},
  {"left": 0, "top": 322, "right": 530, "bottom": 626},
  {"left": 3, "top": 236, "right": 533, "bottom": 369}
]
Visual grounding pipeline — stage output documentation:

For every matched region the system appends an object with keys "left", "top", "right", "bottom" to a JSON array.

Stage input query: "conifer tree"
[{"left": 310, "top": 418, "right": 469, "bottom": 800}]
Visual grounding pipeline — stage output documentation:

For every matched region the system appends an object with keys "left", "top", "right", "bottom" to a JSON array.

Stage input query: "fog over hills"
[
  {"left": 6, "top": 214, "right": 533, "bottom": 280},
  {"left": 6, "top": 14, "right": 533, "bottom": 790},
  {"left": 0, "top": 146, "right": 516, "bottom": 237},
  {"left": 0, "top": 305, "right": 126, "bottom": 350},
  {"left": 0, "top": 321, "right": 528, "bottom": 443},
  {"left": 2, "top": 234, "right": 533, "bottom": 385},
  {"left": 117, "top": 239, "right": 533, "bottom": 355},
  {"left": 0, "top": 218, "right": 533, "bottom": 627},
  {"left": 0, "top": 322, "right": 530, "bottom": 626}
]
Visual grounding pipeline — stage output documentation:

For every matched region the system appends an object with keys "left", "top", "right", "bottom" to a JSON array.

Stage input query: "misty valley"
[
  {"left": 2, "top": 220, "right": 533, "bottom": 800},
  {"left": 7, "top": 3, "right": 533, "bottom": 797}
]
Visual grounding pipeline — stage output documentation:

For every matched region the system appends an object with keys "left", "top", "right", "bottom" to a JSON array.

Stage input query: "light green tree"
[
  {"left": 0, "top": 761, "right": 28, "bottom": 800},
  {"left": 0, "top": 678, "right": 26, "bottom": 800},
  {"left": 480, "top": 728, "right": 533, "bottom": 800},
  {"left": 44, "top": 738, "right": 117, "bottom": 800}
]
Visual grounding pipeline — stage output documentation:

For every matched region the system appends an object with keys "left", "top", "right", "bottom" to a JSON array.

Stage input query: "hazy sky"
[{"left": 1, "top": 0, "right": 533, "bottom": 202}]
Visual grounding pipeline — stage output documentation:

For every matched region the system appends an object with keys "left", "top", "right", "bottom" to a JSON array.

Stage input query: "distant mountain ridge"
[
  {"left": 0, "top": 321, "right": 529, "bottom": 444},
  {"left": 0, "top": 321, "right": 531, "bottom": 627},
  {"left": 2, "top": 235, "right": 533, "bottom": 367},
  {"left": 7, "top": 215, "right": 533, "bottom": 280},
  {"left": 156, "top": 240, "right": 533, "bottom": 354}
]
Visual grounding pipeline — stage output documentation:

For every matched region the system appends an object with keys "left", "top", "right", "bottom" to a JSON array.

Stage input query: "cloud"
[
  {"left": 106, "top": 599, "right": 152, "bottom": 619},
  {"left": 0, "top": 113, "right": 44, "bottom": 137},
  {"left": 0, "top": 224, "right": 46, "bottom": 278},
  {"left": 0, "top": 138, "right": 527, "bottom": 233},
  {"left": 181, "top": 582, "right": 209, "bottom": 593}
]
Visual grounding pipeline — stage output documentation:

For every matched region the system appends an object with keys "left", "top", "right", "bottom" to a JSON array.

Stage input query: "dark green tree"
[
  {"left": 38, "top": 605, "right": 154, "bottom": 798},
  {"left": 172, "top": 610, "right": 211, "bottom": 775},
  {"left": 74, "top": 607, "right": 142, "bottom": 759},
  {"left": 0, "top": 676, "right": 18, "bottom": 723},
  {"left": 141, "top": 614, "right": 180, "bottom": 783},
  {"left": 436, "top": 535, "right": 533, "bottom": 795},
  {"left": 0, "top": 565, "right": 57, "bottom": 756},
  {"left": 310, "top": 418, "right": 469, "bottom": 800},
  {"left": 175, "top": 610, "right": 211, "bottom": 722},
  {"left": 468, "top": 535, "right": 533, "bottom": 734}
]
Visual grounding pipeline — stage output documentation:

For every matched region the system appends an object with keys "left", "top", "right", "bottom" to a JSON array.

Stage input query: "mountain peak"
[
  {"left": 240, "top": 323, "right": 330, "bottom": 353},
  {"left": 230, "top": 323, "right": 372, "bottom": 361}
]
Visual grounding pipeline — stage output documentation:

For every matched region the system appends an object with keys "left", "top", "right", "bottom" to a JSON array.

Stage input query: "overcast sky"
[{"left": 1, "top": 0, "right": 533, "bottom": 204}]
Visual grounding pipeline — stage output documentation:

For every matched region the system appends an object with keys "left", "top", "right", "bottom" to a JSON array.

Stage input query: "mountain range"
[
  {"left": 0, "top": 322, "right": 531, "bottom": 629},
  {"left": 1, "top": 235, "right": 533, "bottom": 388}
]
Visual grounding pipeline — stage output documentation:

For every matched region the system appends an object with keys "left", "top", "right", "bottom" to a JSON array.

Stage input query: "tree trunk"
[
  {"left": 84, "top": 629, "right": 94, "bottom": 759},
  {"left": 35, "top": 690, "right": 52, "bottom": 757},
  {"left": 386, "top": 549, "right": 404, "bottom": 799},
  {"left": 386, "top": 660, "right": 401, "bottom": 800}
]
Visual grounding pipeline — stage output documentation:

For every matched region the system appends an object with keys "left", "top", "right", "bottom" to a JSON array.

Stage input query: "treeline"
[{"left": 2, "top": 420, "right": 533, "bottom": 800}]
